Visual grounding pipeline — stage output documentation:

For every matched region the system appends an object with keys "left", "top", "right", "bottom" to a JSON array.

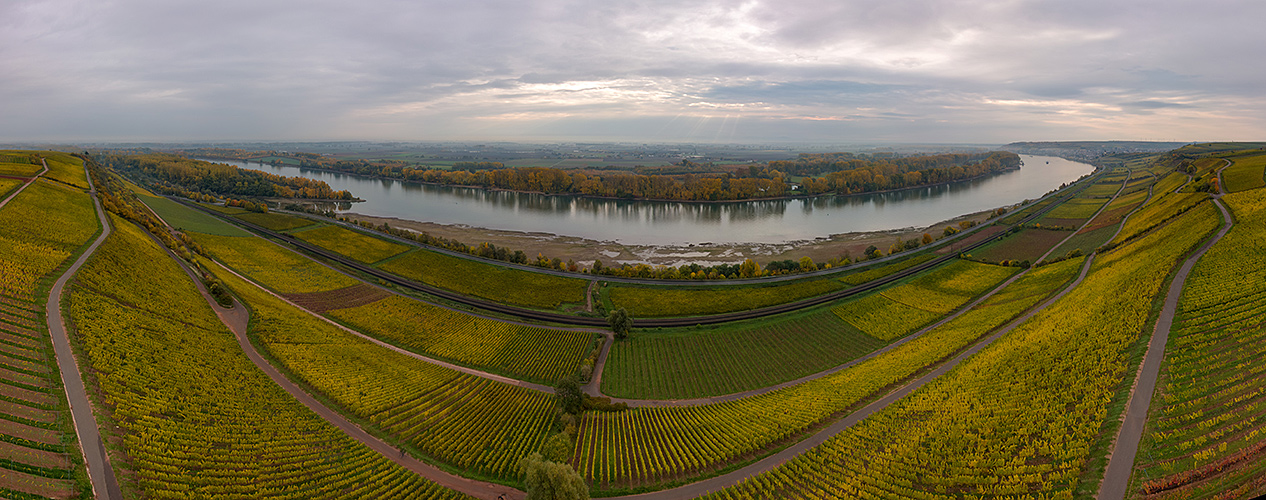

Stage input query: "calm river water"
[{"left": 210, "top": 155, "right": 1092, "bottom": 245}]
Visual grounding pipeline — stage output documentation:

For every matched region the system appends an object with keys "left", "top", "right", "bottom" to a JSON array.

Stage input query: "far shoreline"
[{"left": 197, "top": 155, "right": 1022, "bottom": 205}]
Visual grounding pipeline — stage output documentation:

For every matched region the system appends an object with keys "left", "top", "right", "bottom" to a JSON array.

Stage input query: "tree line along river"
[{"left": 206, "top": 155, "right": 1093, "bottom": 246}]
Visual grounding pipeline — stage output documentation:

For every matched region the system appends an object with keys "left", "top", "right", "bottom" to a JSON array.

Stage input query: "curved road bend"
[
  {"left": 610, "top": 253, "right": 1097, "bottom": 500},
  {"left": 158, "top": 241, "right": 527, "bottom": 500},
  {"left": 0, "top": 158, "right": 48, "bottom": 210},
  {"left": 1098, "top": 197, "right": 1233, "bottom": 500},
  {"left": 45, "top": 163, "right": 122, "bottom": 499}
]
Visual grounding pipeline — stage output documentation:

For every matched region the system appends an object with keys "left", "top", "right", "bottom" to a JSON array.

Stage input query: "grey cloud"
[{"left": 1, "top": 0, "right": 1264, "bottom": 142}]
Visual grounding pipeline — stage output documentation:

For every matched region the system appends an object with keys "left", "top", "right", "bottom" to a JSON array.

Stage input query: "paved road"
[
  {"left": 0, "top": 158, "right": 47, "bottom": 210},
  {"left": 163, "top": 244, "right": 527, "bottom": 500},
  {"left": 44, "top": 162, "right": 122, "bottom": 499},
  {"left": 1097, "top": 196, "right": 1234, "bottom": 499},
  {"left": 610, "top": 253, "right": 1098, "bottom": 500}
]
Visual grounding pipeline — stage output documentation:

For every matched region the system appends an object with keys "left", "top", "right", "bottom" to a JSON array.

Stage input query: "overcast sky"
[{"left": 2, "top": 0, "right": 1262, "bottom": 144}]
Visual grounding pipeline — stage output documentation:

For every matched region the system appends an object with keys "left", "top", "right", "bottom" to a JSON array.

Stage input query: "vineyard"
[
  {"left": 572, "top": 256, "right": 1080, "bottom": 491},
  {"left": 194, "top": 231, "right": 359, "bottom": 293},
  {"left": 1221, "top": 152, "right": 1266, "bottom": 193},
  {"left": 608, "top": 277, "right": 844, "bottom": 317},
  {"left": 0, "top": 162, "right": 96, "bottom": 498},
  {"left": 833, "top": 260, "right": 1019, "bottom": 340},
  {"left": 67, "top": 214, "right": 468, "bottom": 499},
  {"left": 1130, "top": 188, "right": 1266, "bottom": 497},
  {"left": 601, "top": 307, "right": 886, "bottom": 399},
  {"left": 1111, "top": 187, "right": 1207, "bottom": 245},
  {"left": 702, "top": 200, "right": 1220, "bottom": 499},
  {"left": 378, "top": 248, "right": 588, "bottom": 310},
  {"left": 326, "top": 295, "right": 593, "bottom": 384},
  {"left": 210, "top": 263, "right": 558, "bottom": 482},
  {"left": 291, "top": 224, "right": 411, "bottom": 263},
  {"left": 38, "top": 153, "right": 90, "bottom": 189}
]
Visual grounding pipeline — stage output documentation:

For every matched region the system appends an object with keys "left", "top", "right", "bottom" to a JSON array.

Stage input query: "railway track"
[{"left": 173, "top": 179, "right": 1087, "bottom": 327}]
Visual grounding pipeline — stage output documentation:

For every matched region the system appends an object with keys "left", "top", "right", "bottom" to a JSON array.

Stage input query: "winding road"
[
  {"left": 1097, "top": 183, "right": 1234, "bottom": 499},
  {"left": 44, "top": 161, "right": 121, "bottom": 499},
  {"left": 156, "top": 236, "right": 526, "bottom": 500}
]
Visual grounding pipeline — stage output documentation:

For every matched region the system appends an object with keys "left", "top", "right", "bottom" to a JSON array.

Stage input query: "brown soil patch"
[
  {"left": 935, "top": 225, "right": 1006, "bottom": 254},
  {"left": 0, "top": 418, "right": 61, "bottom": 445},
  {"left": 973, "top": 228, "right": 1072, "bottom": 263},
  {"left": 282, "top": 283, "right": 391, "bottom": 313},
  {"left": 0, "top": 467, "right": 75, "bottom": 499},
  {"left": 341, "top": 208, "right": 996, "bottom": 269},
  {"left": 1080, "top": 204, "right": 1140, "bottom": 233},
  {"left": 1035, "top": 217, "right": 1084, "bottom": 228},
  {"left": 0, "top": 440, "right": 71, "bottom": 469},
  {"left": 0, "top": 400, "right": 56, "bottom": 424},
  {"left": 0, "top": 383, "right": 55, "bottom": 408}
]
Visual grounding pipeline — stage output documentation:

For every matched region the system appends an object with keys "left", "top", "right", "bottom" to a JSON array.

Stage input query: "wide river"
[{"left": 211, "top": 155, "right": 1092, "bottom": 245}]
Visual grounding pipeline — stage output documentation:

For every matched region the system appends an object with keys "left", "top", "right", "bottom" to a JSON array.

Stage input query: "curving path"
[
  {"left": 157, "top": 236, "right": 526, "bottom": 500},
  {"left": 0, "top": 158, "right": 47, "bottom": 210},
  {"left": 611, "top": 251, "right": 1098, "bottom": 499},
  {"left": 45, "top": 162, "right": 122, "bottom": 499},
  {"left": 1098, "top": 196, "right": 1234, "bottom": 500}
]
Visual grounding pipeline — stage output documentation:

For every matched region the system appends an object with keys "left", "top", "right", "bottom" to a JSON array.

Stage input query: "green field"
[
  {"left": 608, "top": 277, "right": 844, "bottom": 317},
  {"left": 1041, "top": 196, "right": 1110, "bottom": 221},
  {"left": 0, "top": 162, "right": 42, "bottom": 177},
  {"left": 136, "top": 194, "right": 251, "bottom": 236},
  {"left": 1222, "top": 153, "right": 1266, "bottom": 193},
  {"left": 378, "top": 248, "right": 588, "bottom": 310},
  {"left": 327, "top": 294, "right": 594, "bottom": 384},
  {"left": 0, "top": 177, "right": 22, "bottom": 198},
  {"left": 193, "top": 231, "right": 358, "bottom": 293},
  {"left": 234, "top": 210, "right": 317, "bottom": 231},
  {"left": 834, "top": 260, "right": 1019, "bottom": 341},
  {"left": 972, "top": 227, "right": 1071, "bottom": 263},
  {"left": 574, "top": 255, "right": 1081, "bottom": 491},
  {"left": 602, "top": 306, "right": 884, "bottom": 399},
  {"left": 291, "top": 224, "right": 410, "bottom": 263}
]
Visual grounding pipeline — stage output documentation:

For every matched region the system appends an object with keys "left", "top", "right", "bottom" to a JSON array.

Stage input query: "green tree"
[
  {"left": 555, "top": 376, "right": 584, "bottom": 414},
  {"left": 607, "top": 307, "right": 633, "bottom": 340},
  {"left": 864, "top": 245, "right": 882, "bottom": 260},
  {"left": 798, "top": 256, "right": 816, "bottom": 272},
  {"left": 519, "top": 453, "right": 589, "bottom": 500},
  {"left": 738, "top": 258, "right": 761, "bottom": 278}
]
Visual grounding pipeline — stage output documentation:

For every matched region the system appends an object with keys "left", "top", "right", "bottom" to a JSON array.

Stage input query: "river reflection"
[{"left": 208, "top": 155, "right": 1092, "bottom": 245}]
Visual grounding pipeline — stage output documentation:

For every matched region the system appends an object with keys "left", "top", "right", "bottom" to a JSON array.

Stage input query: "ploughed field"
[{"left": 9, "top": 144, "right": 1263, "bottom": 499}]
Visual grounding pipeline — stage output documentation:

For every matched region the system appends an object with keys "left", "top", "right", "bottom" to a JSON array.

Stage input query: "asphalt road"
[
  {"left": 163, "top": 241, "right": 527, "bottom": 500},
  {"left": 1097, "top": 193, "right": 1234, "bottom": 499},
  {"left": 44, "top": 163, "right": 121, "bottom": 499}
]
